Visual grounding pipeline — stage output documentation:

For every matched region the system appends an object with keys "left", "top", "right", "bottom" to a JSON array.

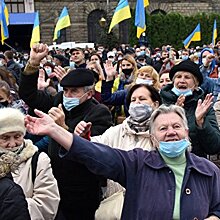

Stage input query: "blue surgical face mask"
[
  {"left": 136, "top": 77, "right": 153, "bottom": 85},
  {"left": 45, "top": 68, "right": 52, "bottom": 76},
  {"left": 159, "top": 139, "right": 189, "bottom": 158},
  {"left": 171, "top": 86, "right": 193, "bottom": 97},
  {"left": 182, "top": 55, "right": 189, "bottom": 61},
  {"left": 63, "top": 96, "right": 80, "bottom": 111},
  {"left": 140, "top": 51, "right": 146, "bottom": 55},
  {"left": 69, "top": 61, "right": 75, "bottom": 68},
  {"left": 63, "top": 92, "right": 89, "bottom": 111}
]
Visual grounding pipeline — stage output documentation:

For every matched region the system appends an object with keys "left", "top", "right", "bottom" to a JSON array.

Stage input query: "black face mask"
[
  {"left": 0, "top": 101, "right": 8, "bottom": 108},
  {"left": 122, "top": 68, "right": 133, "bottom": 76}
]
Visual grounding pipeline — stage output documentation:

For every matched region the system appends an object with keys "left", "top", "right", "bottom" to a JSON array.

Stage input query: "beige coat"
[
  {"left": 91, "top": 117, "right": 154, "bottom": 151},
  {"left": 91, "top": 117, "right": 155, "bottom": 197},
  {"left": 12, "top": 139, "right": 60, "bottom": 220}
]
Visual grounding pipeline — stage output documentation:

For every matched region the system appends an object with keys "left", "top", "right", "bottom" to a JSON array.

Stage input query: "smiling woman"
[{"left": 160, "top": 59, "right": 220, "bottom": 157}]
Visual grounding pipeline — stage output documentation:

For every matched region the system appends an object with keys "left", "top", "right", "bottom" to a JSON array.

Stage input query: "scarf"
[{"left": 127, "top": 116, "right": 150, "bottom": 133}]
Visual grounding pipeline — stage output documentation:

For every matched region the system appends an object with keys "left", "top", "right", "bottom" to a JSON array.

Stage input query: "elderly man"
[
  {"left": 25, "top": 104, "right": 220, "bottom": 220},
  {"left": 19, "top": 43, "right": 113, "bottom": 220}
]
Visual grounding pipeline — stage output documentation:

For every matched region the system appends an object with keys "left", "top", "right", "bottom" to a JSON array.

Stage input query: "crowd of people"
[{"left": 1, "top": 41, "right": 220, "bottom": 219}]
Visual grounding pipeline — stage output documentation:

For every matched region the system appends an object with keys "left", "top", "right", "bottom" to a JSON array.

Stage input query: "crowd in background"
[{"left": 1, "top": 40, "right": 220, "bottom": 219}]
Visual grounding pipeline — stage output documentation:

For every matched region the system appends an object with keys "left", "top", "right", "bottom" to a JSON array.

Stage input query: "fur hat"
[
  {"left": 0, "top": 108, "right": 26, "bottom": 136},
  {"left": 169, "top": 60, "right": 203, "bottom": 86}
]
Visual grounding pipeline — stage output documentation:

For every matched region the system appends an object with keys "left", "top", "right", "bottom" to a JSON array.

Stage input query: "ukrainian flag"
[
  {"left": 30, "top": 11, "right": 40, "bottom": 48},
  {"left": 0, "top": 0, "right": 9, "bottom": 45},
  {"left": 212, "top": 19, "right": 217, "bottom": 46},
  {"left": 108, "top": 0, "right": 131, "bottom": 33},
  {"left": 53, "top": 7, "right": 71, "bottom": 41},
  {"left": 135, "top": 0, "right": 149, "bottom": 38},
  {"left": 183, "top": 23, "right": 201, "bottom": 49}
]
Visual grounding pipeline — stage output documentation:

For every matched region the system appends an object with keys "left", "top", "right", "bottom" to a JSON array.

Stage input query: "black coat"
[
  {"left": 0, "top": 176, "right": 31, "bottom": 220},
  {"left": 160, "top": 83, "right": 220, "bottom": 157},
  {"left": 19, "top": 71, "right": 113, "bottom": 219}
]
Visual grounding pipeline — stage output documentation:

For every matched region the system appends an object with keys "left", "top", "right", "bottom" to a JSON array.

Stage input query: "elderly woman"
[
  {"left": 25, "top": 105, "right": 220, "bottom": 220},
  {"left": 0, "top": 108, "right": 60, "bottom": 220},
  {"left": 160, "top": 59, "right": 220, "bottom": 157},
  {"left": 75, "top": 83, "right": 161, "bottom": 219}
]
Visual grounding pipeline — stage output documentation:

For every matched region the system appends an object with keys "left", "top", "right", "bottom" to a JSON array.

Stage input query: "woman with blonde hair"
[
  {"left": 113, "top": 54, "right": 138, "bottom": 91},
  {"left": 136, "top": 66, "right": 160, "bottom": 90},
  {"left": 86, "top": 60, "right": 105, "bottom": 102}
]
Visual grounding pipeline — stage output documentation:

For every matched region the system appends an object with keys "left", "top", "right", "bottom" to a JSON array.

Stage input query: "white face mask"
[
  {"left": 0, "top": 142, "right": 24, "bottom": 153},
  {"left": 136, "top": 78, "right": 153, "bottom": 85},
  {"left": 202, "top": 58, "right": 208, "bottom": 65},
  {"left": 128, "top": 103, "right": 153, "bottom": 122},
  {"left": 108, "top": 58, "right": 114, "bottom": 62},
  {"left": 0, "top": 60, "right": 4, "bottom": 66}
]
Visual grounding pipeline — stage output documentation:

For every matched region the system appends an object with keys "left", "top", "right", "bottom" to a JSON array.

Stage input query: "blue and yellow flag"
[
  {"left": 183, "top": 23, "right": 201, "bottom": 49},
  {"left": 0, "top": 0, "right": 9, "bottom": 44},
  {"left": 53, "top": 7, "right": 71, "bottom": 41},
  {"left": 135, "top": 0, "right": 149, "bottom": 39},
  {"left": 30, "top": 11, "right": 40, "bottom": 48},
  {"left": 108, "top": 0, "right": 131, "bottom": 33},
  {"left": 212, "top": 19, "right": 217, "bottom": 46}
]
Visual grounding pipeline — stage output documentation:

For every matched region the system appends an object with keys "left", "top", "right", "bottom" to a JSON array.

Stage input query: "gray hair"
[
  {"left": 83, "top": 84, "right": 95, "bottom": 93},
  {"left": 149, "top": 104, "right": 189, "bottom": 134}
]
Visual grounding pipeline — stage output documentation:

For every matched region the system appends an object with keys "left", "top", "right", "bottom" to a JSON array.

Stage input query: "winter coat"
[
  {"left": 60, "top": 135, "right": 220, "bottom": 220},
  {"left": 92, "top": 117, "right": 155, "bottom": 197},
  {"left": 101, "top": 80, "right": 129, "bottom": 116},
  {"left": 19, "top": 71, "right": 113, "bottom": 219},
  {"left": 12, "top": 139, "right": 60, "bottom": 220},
  {"left": 160, "top": 83, "right": 220, "bottom": 157},
  {"left": 0, "top": 175, "right": 31, "bottom": 220}
]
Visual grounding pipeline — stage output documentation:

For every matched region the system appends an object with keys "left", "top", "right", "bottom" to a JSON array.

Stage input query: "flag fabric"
[
  {"left": 212, "top": 19, "right": 217, "bottom": 46},
  {"left": 108, "top": 0, "right": 131, "bottom": 33},
  {"left": 183, "top": 23, "right": 201, "bottom": 49},
  {"left": 135, "top": 0, "right": 149, "bottom": 38},
  {"left": 0, "top": 0, "right": 9, "bottom": 44},
  {"left": 53, "top": 7, "right": 71, "bottom": 41},
  {"left": 30, "top": 11, "right": 40, "bottom": 48}
]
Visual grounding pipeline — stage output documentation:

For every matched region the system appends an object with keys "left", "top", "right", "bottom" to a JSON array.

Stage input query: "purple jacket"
[{"left": 60, "top": 135, "right": 220, "bottom": 220}]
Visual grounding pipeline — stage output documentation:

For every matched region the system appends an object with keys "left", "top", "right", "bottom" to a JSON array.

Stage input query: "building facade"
[{"left": 3, "top": 0, "right": 220, "bottom": 50}]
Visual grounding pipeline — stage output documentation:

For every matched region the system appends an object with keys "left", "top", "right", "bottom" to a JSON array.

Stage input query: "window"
[{"left": 5, "top": 0, "right": 25, "bottom": 13}]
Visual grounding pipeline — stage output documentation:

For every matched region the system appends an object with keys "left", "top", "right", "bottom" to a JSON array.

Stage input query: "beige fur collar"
[{"left": 0, "top": 139, "right": 37, "bottom": 178}]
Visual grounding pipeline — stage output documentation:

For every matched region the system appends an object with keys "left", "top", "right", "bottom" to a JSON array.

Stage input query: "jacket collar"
[
  {"left": 144, "top": 150, "right": 213, "bottom": 177},
  {"left": 160, "top": 84, "right": 204, "bottom": 106}
]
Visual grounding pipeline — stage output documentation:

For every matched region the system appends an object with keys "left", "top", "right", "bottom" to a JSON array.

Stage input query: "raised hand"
[
  {"left": 175, "top": 94, "right": 185, "bottom": 107},
  {"left": 74, "top": 121, "right": 92, "bottom": 137},
  {"left": 104, "top": 60, "right": 117, "bottom": 81},
  {"left": 195, "top": 93, "right": 213, "bottom": 128},
  {"left": 29, "top": 43, "right": 49, "bottom": 66},
  {"left": 48, "top": 104, "right": 68, "bottom": 130},
  {"left": 25, "top": 109, "right": 55, "bottom": 136},
  {"left": 203, "top": 53, "right": 215, "bottom": 67},
  {"left": 37, "top": 69, "right": 50, "bottom": 90},
  {"left": 53, "top": 66, "right": 67, "bottom": 82}
]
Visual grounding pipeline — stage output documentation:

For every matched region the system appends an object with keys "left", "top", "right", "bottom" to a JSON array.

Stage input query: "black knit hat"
[
  {"left": 169, "top": 60, "right": 203, "bottom": 86},
  {"left": 60, "top": 68, "right": 95, "bottom": 87}
]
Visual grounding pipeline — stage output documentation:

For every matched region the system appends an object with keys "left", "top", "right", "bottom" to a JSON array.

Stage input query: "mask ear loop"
[{"left": 149, "top": 134, "right": 159, "bottom": 150}]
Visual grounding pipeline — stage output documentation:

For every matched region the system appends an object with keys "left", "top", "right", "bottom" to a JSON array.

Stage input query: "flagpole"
[{"left": 3, "top": 42, "right": 17, "bottom": 51}]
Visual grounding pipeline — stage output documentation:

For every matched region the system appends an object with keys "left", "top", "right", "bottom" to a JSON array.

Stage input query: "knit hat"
[
  {"left": 0, "top": 108, "right": 26, "bottom": 136},
  {"left": 60, "top": 68, "right": 95, "bottom": 87},
  {"left": 169, "top": 60, "right": 203, "bottom": 86}
]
